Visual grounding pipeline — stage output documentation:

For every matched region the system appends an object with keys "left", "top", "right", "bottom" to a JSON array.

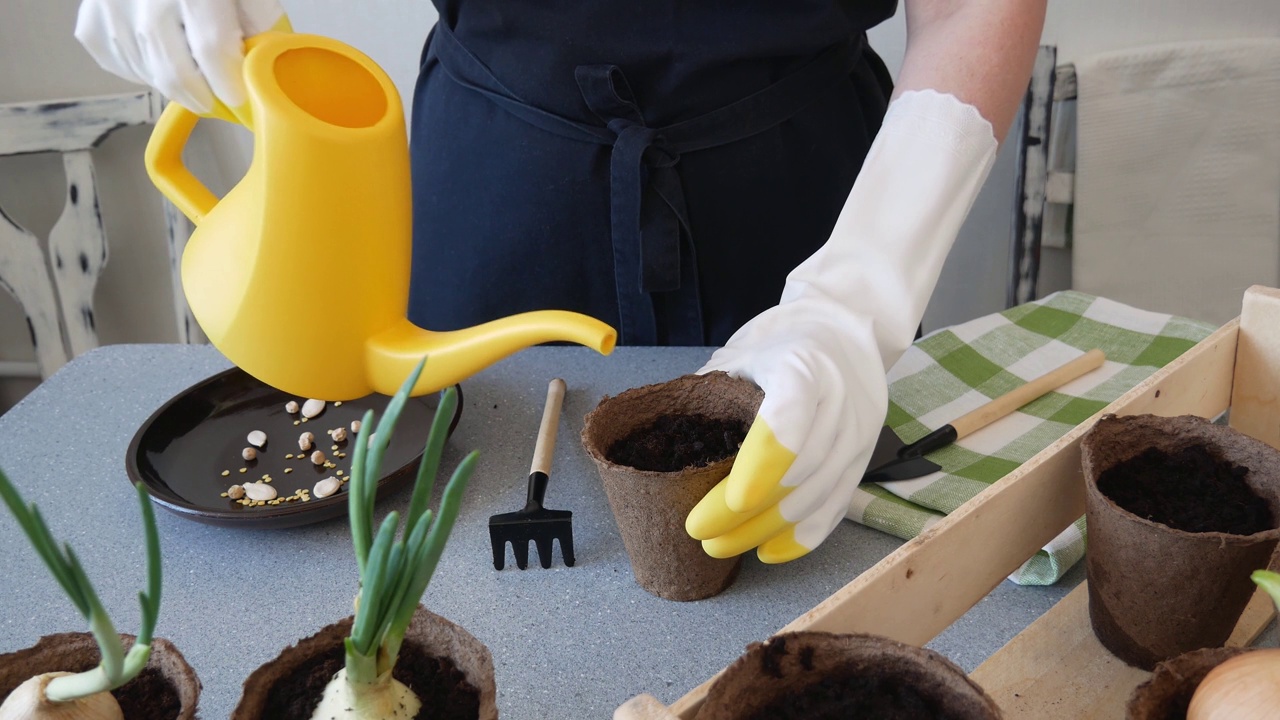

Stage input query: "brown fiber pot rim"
[
  {"left": 0, "top": 633, "right": 201, "bottom": 720},
  {"left": 1126, "top": 646, "right": 1250, "bottom": 720},
  {"left": 231, "top": 605, "right": 497, "bottom": 720},
  {"left": 1082, "top": 414, "right": 1280, "bottom": 543},
  {"left": 580, "top": 371, "right": 763, "bottom": 476},
  {"left": 693, "top": 631, "right": 1002, "bottom": 720}
]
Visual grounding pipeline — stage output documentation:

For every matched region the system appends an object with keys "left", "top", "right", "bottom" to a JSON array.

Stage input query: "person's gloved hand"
[
  {"left": 685, "top": 90, "right": 999, "bottom": 563},
  {"left": 75, "top": 0, "right": 288, "bottom": 118}
]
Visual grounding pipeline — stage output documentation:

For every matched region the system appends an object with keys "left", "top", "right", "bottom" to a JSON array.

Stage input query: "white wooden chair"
[
  {"left": 0, "top": 90, "right": 203, "bottom": 381},
  {"left": 1007, "top": 45, "right": 1077, "bottom": 307}
]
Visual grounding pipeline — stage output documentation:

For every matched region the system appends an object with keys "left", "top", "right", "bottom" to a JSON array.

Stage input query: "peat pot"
[
  {"left": 0, "top": 633, "right": 200, "bottom": 720},
  {"left": 581, "top": 372, "right": 762, "bottom": 601},
  {"left": 1126, "top": 647, "right": 1249, "bottom": 720},
  {"left": 232, "top": 606, "right": 497, "bottom": 720},
  {"left": 693, "top": 631, "right": 1002, "bottom": 719},
  {"left": 1082, "top": 414, "right": 1280, "bottom": 670}
]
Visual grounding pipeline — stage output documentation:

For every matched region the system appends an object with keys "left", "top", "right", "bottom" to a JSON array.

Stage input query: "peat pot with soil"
[
  {"left": 1081, "top": 414, "right": 1280, "bottom": 671},
  {"left": 232, "top": 363, "right": 497, "bottom": 720},
  {"left": 581, "top": 372, "right": 762, "bottom": 601},
  {"left": 691, "top": 631, "right": 1002, "bottom": 720},
  {"left": 0, "top": 474, "right": 200, "bottom": 720}
]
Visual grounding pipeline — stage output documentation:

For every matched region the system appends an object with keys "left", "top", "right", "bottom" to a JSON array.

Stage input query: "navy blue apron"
[{"left": 408, "top": 1, "right": 897, "bottom": 346}]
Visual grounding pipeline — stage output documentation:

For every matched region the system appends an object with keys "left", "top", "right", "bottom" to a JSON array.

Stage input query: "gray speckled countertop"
[{"left": 4, "top": 343, "right": 1257, "bottom": 719}]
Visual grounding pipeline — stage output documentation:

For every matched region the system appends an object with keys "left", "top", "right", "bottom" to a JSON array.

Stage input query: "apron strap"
[{"left": 429, "top": 23, "right": 860, "bottom": 345}]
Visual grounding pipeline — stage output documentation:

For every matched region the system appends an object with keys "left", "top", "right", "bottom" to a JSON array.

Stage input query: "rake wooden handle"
[
  {"left": 949, "top": 348, "right": 1106, "bottom": 440},
  {"left": 531, "top": 378, "right": 567, "bottom": 476}
]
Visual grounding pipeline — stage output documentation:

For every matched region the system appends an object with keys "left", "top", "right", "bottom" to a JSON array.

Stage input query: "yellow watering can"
[{"left": 145, "top": 30, "right": 616, "bottom": 400}]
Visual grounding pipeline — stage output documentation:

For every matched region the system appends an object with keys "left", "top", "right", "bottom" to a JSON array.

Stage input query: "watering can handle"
[{"left": 145, "top": 102, "right": 219, "bottom": 225}]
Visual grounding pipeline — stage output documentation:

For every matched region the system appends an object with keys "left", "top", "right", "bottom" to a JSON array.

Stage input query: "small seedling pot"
[
  {"left": 1082, "top": 414, "right": 1280, "bottom": 670},
  {"left": 0, "top": 633, "right": 200, "bottom": 719},
  {"left": 1126, "top": 646, "right": 1249, "bottom": 720},
  {"left": 692, "top": 631, "right": 1002, "bottom": 719},
  {"left": 231, "top": 606, "right": 497, "bottom": 720},
  {"left": 581, "top": 372, "right": 762, "bottom": 602}
]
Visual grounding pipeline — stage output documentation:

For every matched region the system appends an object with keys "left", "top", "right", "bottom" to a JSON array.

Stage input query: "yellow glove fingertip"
[
  {"left": 724, "top": 418, "right": 796, "bottom": 513},
  {"left": 700, "top": 506, "right": 791, "bottom": 559},
  {"left": 685, "top": 480, "right": 734, "bottom": 540},
  {"left": 757, "top": 530, "right": 812, "bottom": 564}
]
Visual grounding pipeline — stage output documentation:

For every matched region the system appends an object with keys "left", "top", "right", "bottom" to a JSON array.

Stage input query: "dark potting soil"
[
  {"left": 258, "top": 641, "right": 481, "bottom": 720},
  {"left": 112, "top": 667, "right": 183, "bottom": 720},
  {"left": 742, "top": 638, "right": 949, "bottom": 720},
  {"left": 1097, "top": 444, "right": 1275, "bottom": 534},
  {"left": 607, "top": 414, "right": 749, "bottom": 472}
]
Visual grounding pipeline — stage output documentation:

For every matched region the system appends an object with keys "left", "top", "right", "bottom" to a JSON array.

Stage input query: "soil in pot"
[
  {"left": 693, "top": 632, "right": 1001, "bottom": 720},
  {"left": 606, "top": 414, "right": 749, "bottom": 472},
  {"left": 1097, "top": 445, "right": 1274, "bottom": 535},
  {"left": 0, "top": 633, "right": 200, "bottom": 720},
  {"left": 257, "top": 640, "right": 480, "bottom": 720}
]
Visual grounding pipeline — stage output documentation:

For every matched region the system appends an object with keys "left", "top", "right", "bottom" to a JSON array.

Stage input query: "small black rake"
[{"left": 488, "top": 378, "right": 576, "bottom": 570}]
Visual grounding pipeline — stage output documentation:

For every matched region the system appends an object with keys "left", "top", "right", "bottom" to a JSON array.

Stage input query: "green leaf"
[
  {"left": 386, "top": 451, "right": 478, "bottom": 650},
  {"left": 351, "top": 512, "right": 400, "bottom": 655},
  {"left": 1253, "top": 569, "right": 1280, "bottom": 613},
  {"left": 405, "top": 386, "right": 459, "bottom": 534},
  {"left": 349, "top": 408, "right": 377, "bottom": 576},
  {"left": 135, "top": 482, "right": 162, "bottom": 645}
]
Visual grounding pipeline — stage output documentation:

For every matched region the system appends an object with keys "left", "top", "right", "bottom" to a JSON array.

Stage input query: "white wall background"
[{"left": 1, "top": 0, "right": 1278, "bottom": 412}]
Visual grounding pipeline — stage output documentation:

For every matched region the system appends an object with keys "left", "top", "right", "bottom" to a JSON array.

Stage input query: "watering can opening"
[{"left": 272, "top": 46, "right": 388, "bottom": 129}]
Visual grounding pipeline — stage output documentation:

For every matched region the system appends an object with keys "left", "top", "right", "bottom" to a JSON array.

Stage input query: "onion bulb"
[
  {"left": 1186, "top": 648, "right": 1280, "bottom": 720},
  {"left": 0, "top": 673, "right": 124, "bottom": 720}
]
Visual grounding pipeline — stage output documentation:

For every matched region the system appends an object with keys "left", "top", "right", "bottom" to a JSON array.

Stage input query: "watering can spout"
[{"left": 367, "top": 313, "right": 617, "bottom": 397}]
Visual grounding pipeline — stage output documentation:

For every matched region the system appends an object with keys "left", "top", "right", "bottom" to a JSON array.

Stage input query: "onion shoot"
[
  {"left": 310, "top": 357, "right": 478, "bottom": 720},
  {"left": 0, "top": 475, "right": 162, "bottom": 720}
]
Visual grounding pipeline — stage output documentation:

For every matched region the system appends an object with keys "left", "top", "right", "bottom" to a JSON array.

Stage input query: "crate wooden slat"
[
  {"left": 617, "top": 285, "right": 1280, "bottom": 720},
  {"left": 970, "top": 585, "right": 1276, "bottom": 719}
]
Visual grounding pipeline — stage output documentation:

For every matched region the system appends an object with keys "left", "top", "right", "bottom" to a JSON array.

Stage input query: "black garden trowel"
[{"left": 864, "top": 349, "right": 1106, "bottom": 483}]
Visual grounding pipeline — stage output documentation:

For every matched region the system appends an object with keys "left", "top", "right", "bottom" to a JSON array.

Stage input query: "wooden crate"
[{"left": 616, "top": 285, "right": 1280, "bottom": 720}]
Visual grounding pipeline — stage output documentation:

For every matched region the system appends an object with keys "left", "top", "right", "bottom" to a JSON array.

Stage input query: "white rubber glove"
[
  {"left": 685, "top": 90, "right": 998, "bottom": 563},
  {"left": 75, "top": 0, "right": 287, "bottom": 116}
]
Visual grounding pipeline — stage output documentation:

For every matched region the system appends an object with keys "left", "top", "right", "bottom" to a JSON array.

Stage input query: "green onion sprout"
[
  {"left": 0, "top": 471, "right": 161, "bottom": 716},
  {"left": 311, "top": 356, "right": 479, "bottom": 719}
]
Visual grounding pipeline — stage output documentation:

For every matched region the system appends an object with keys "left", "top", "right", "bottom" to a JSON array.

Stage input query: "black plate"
[{"left": 126, "top": 367, "right": 462, "bottom": 529}]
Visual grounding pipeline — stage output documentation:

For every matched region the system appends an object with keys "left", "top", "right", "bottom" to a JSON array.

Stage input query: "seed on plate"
[
  {"left": 284, "top": 468, "right": 293, "bottom": 474},
  {"left": 310, "top": 450, "right": 326, "bottom": 465},
  {"left": 334, "top": 401, "right": 343, "bottom": 407},
  {"left": 314, "top": 477, "right": 340, "bottom": 498},
  {"left": 301, "top": 399, "right": 326, "bottom": 418},
  {"left": 285, "top": 400, "right": 299, "bottom": 414},
  {"left": 247, "top": 430, "right": 267, "bottom": 448},
  {"left": 239, "top": 468, "right": 247, "bottom": 474},
  {"left": 242, "top": 447, "right": 257, "bottom": 461},
  {"left": 293, "top": 420, "right": 300, "bottom": 426},
  {"left": 243, "top": 482, "right": 277, "bottom": 501},
  {"left": 221, "top": 470, "right": 230, "bottom": 477}
]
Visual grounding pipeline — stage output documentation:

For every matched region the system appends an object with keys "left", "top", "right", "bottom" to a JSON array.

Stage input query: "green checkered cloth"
[{"left": 844, "top": 291, "right": 1216, "bottom": 585}]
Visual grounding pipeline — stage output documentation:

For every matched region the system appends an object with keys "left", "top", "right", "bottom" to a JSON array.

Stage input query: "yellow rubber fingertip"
[
  {"left": 757, "top": 530, "right": 812, "bottom": 564},
  {"left": 700, "top": 506, "right": 791, "bottom": 559},
  {"left": 724, "top": 418, "right": 796, "bottom": 513},
  {"left": 685, "top": 480, "right": 742, "bottom": 540}
]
